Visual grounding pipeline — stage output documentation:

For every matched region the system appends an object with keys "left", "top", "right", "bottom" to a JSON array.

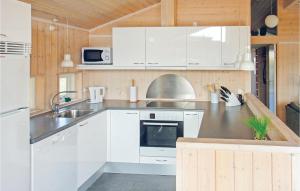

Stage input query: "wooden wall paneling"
[
  {"left": 182, "top": 149, "right": 198, "bottom": 191},
  {"left": 35, "top": 75, "right": 46, "bottom": 110},
  {"left": 37, "top": 22, "right": 46, "bottom": 75},
  {"left": 161, "top": 0, "right": 176, "bottom": 26},
  {"left": 272, "top": 153, "right": 292, "bottom": 191},
  {"left": 90, "top": 3, "right": 161, "bottom": 36},
  {"left": 176, "top": 0, "right": 250, "bottom": 26},
  {"left": 253, "top": 152, "right": 272, "bottom": 191},
  {"left": 234, "top": 151, "right": 253, "bottom": 191},
  {"left": 276, "top": 43, "right": 300, "bottom": 121},
  {"left": 284, "top": 0, "right": 300, "bottom": 9},
  {"left": 30, "top": 19, "right": 89, "bottom": 112},
  {"left": 31, "top": 21, "right": 38, "bottom": 76},
  {"left": 20, "top": 0, "right": 160, "bottom": 29},
  {"left": 216, "top": 150, "right": 235, "bottom": 191},
  {"left": 197, "top": 149, "right": 215, "bottom": 191},
  {"left": 292, "top": 154, "right": 300, "bottom": 191}
]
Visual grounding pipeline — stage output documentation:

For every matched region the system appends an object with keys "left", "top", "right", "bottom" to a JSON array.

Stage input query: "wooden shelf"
[{"left": 251, "top": 36, "right": 279, "bottom": 45}]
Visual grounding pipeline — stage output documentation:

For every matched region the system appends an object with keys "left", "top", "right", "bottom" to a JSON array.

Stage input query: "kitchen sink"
[{"left": 56, "top": 110, "right": 93, "bottom": 118}]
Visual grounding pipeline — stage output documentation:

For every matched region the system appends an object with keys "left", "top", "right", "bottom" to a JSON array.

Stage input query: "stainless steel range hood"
[{"left": 146, "top": 74, "right": 196, "bottom": 100}]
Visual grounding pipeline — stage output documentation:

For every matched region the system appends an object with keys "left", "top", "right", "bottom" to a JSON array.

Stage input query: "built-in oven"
[{"left": 139, "top": 110, "right": 183, "bottom": 160}]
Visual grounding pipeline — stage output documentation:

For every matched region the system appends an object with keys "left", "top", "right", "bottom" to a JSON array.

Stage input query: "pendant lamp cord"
[
  {"left": 67, "top": 17, "right": 70, "bottom": 53},
  {"left": 270, "top": 0, "right": 273, "bottom": 14}
]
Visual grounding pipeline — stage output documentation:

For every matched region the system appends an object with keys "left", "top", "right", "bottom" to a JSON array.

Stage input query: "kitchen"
[{"left": 1, "top": 0, "right": 300, "bottom": 191}]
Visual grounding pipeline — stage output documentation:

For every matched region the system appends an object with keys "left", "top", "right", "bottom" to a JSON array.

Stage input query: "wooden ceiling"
[{"left": 19, "top": 0, "right": 160, "bottom": 29}]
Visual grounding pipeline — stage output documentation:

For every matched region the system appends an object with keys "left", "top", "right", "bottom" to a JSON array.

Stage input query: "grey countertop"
[{"left": 30, "top": 100, "right": 254, "bottom": 144}]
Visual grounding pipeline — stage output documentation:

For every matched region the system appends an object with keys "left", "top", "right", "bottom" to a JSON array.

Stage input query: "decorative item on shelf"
[
  {"left": 239, "top": 47, "right": 255, "bottom": 71},
  {"left": 251, "top": 30, "right": 259, "bottom": 36},
  {"left": 265, "top": 0, "right": 279, "bottom": 28},
  {"left": 260, "top": 26, "right": 267, "bottom": 36},
  {"left": 207, "top": 83, "right": 219, "bottom": 104},
  {"left": 245, "top": 116, "right": 270, "bottom": 140},
  {"left": 219, "top": 86, "right": 242, "bottom": 107},
  {"left": 61, "top": 18, "right": 74, "bottom": 68},
  {"left": 130, "top": 79, "right": 137, "bottom": 103}
]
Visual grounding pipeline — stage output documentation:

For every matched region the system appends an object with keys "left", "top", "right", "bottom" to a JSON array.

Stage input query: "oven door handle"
[{"left": 142, "top": 122, "right": 179, "bottom": 126}]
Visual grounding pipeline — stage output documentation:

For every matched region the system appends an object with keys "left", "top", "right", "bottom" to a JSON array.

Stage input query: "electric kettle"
[{"left": 89, "top": 87, "right": 105, "bottom": 103}]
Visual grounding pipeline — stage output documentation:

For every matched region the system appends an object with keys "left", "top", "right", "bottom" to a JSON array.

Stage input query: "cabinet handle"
[
  {"left": 148, "top": 63, "right": 159, "bottom": 65},
  {"left": 224, "top": 62, "right": 235, "bottom": 66},
  {"left": 133, "top": 62, "right": 144, "bottom": 65},
  {"left": 156, "top": 159, "right": 167, "bottom": 162},
  {"left": 185, "top": 113, "right": 198, "bottom": 116},
  {"left": 125, "top": 112, "right": 138, "bottom": 115},
  {"left": 188, "top": 63, "right": 200, "bottom": 65},
  {"left": 79, "top": 122, "right": 88, "bottom": 126},
  {"left": 0, "top": 34, "right": 7, "bottom": 37}
]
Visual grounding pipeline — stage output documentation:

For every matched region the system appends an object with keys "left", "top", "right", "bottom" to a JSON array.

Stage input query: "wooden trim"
[
  {"left": 284, "top": 0, "right": 300, "bottom": 9},
  {"left": 251, "top": 36, "right": 279, "bottom": 45},
  {"left": 245, "top": 93, "right": 300, "bottom": 144},
  {"left": 89, "top": 3, "right": 161, "bottom": 32},
  {"left": 161, "top": 0, "right": 176, "bottom": 26},
  {"left": 32, "top": 17, "right": 89, "bottom": 32}
]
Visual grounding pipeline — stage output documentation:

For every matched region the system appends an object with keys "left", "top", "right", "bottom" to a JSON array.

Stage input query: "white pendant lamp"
[
  {"left": 239, "top": 48, "right": 255, "bottom": 71},
  {"left": 265, "top": 0, "right": 279, "bottom": 28},
  {"left": 61, "top": 18, "right": 74, "bottom": 67}
]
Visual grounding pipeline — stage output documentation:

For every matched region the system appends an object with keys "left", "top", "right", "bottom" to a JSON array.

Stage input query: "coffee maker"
[{"left": 88, "top": 87, "right": 105, "bottom": 103}]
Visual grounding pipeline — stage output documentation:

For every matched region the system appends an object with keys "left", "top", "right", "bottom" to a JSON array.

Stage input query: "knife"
[
  {"left": 220, "top": 89, "right": 229, "bottom": 98},
  {"left": 220, "top": 96, "right": 228, "bottom": 102},
  {"left": 221, "top": 86, "right": 231, "bottom": 95}
]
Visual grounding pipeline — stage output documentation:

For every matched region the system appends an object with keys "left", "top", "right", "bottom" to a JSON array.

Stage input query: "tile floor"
[{"left": 87, "top": 173, "right": 176, "bottom": 191}]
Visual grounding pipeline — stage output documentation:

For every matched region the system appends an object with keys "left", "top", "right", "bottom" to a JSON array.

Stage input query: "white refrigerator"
[{"left": 0, "top": 54, "right": 30, "bottom": 191}]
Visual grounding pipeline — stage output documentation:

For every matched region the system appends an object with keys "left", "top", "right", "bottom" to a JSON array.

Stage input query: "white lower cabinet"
[
  {"left": 77, "top": 112, "right": 107, "bottom": 188},
  {"left": 184, "top": 111, "right": 204, "bottom": 138},
  {"left": 110, "top": 110, "right": 140, "bottom": 163},
  {"left": 31, "top": 125, "right": 77, "bottom": 191}
]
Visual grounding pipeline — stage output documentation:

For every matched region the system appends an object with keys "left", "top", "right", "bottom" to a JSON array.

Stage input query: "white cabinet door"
[
  {"left": 110, "top": 110, "right": 140, "bottom": 163},
  {"left": 221, "top": 26, "right": 240, "bottom": 68},
  {"left": 1, "top": 108, "right": 30, "bottom": 191},
  {"left": 239, "top": 26, "right": 251, "bottom": 55},
  {"left": 184, "top": 111, "right": 204, "bottom": 138},
  {"left": 187, "top": 27, "right": 222, "bottom": 68},
  {"left": 0, "top": 0, "right": 31, "bottom": 43},
  {"left": 31, "top": 126, "right": 77, "bottom": 191},
  {"left": 146, "top": 27, "right": 186, "bottom": 67},
  {"left": 113, "top": 28, "right": 146, "bottom": 68},
  {"left": 77, "top": 112, "right": 107, "bottom": 188},
  {"left": 0, "top": 55, "right": 29, "bottom": 113}
]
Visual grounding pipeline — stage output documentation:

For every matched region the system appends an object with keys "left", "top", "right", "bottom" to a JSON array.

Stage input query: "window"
[
  {"left": 59, "top": 73, "right": 76, "bottom": 103},
  {"left": 29, "top": 77, "right": 36, "bottom": 109}
]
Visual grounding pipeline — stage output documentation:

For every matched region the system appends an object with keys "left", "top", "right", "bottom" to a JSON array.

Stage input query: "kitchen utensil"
[
  {"left": 89, "top": 87, "right": 105, "bottom": 103},
  {"left": 210, "top": 92, "right": 219, "bottom": 103},
  {"left": 220, "top": 89, "right": 229, "bottom": 98},
  {"left": 220, "top": 96, "right": 228, "bottom": 102},
  {"left": 221, "top": 86, "right": 231, "bottom": 95}
]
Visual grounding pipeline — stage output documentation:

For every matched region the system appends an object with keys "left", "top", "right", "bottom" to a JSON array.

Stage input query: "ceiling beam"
[
  {"left": 284, "top": 0, "right": 299, "bottom": 9},
  {"left": 161, "top": 0, "right": 176, "bottom": 26}
]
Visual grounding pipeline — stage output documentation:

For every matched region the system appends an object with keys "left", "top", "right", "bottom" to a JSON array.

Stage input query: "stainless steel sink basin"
[{"left": 56, "top": 110, "right": 93, "bottom": 118}]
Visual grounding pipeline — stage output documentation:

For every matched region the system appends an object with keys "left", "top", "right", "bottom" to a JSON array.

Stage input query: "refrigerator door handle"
[{"left": 0, "top": 107, "right": 28, "bottom": 117}]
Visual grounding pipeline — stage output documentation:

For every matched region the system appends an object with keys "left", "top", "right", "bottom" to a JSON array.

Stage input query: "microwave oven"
[{"left": 82, "top": 47, "right": 112, "bottom": 65}]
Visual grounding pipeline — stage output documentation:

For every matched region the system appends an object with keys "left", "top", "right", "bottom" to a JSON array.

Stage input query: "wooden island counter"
[{"left": 176, "top": 94, "right": 300, "bottom": 191}]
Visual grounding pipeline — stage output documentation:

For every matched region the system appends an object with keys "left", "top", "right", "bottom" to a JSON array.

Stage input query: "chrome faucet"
[{"left": 50, "top": 91, "right": 77, "bottom": 113}]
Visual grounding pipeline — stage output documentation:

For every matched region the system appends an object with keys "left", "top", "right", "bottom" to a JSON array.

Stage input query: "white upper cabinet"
[
  {"left": 239, "top": 26, "right": 251, "bottom": 55},
  {"left": 221, "top": 26, "right": 240, "bottom": 68},
  {"left": 113, "top": 28, "right": 146, "bottom": 67},
  {"left": 146, "top": 27, "right": 187, "bottom": 67},
  {"left": 187, "top": 27, "right": 222, "bottom": 68},
  {"left": 110, "top": 110, "right": 140, "bottom": 163},
  {"left": 0, "top": 0, "right": 31, "bottom": 43}
]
